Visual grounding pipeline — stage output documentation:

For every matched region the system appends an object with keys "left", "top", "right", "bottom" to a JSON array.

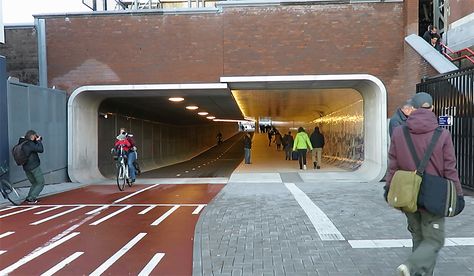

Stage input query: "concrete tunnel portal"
[{"left": 68, "top": 75, "right": 387, "bottom": 184}]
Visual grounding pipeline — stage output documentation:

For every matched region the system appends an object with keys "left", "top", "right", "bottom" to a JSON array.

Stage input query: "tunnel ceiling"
[
  {"left": 231, "top": 88, "right": 362, "bottom": 122},
  {"left": 99, "top": 89, "right": 244, "bottom": 125}
]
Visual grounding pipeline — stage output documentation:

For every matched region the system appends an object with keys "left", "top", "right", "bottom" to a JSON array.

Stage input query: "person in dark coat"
[
  {"left": 309, "top": 127, "right": 325, "bottom": 169},
  {"left": 18, "top": 130, "right": 44, "bottom": 204},
  {"left": 385, "top": 92, "right": 463, "bottom": 276},
  {"left": 243, "top": 133, "right": 252, "bottom": 164},
  {"left": 389, "top": 99, "right": 414, "bottom": 137},
  {"left": 283, "top": 131, "right": 294, "bottom": 160},
  {"left": 422, "top": 25, "right": 438, "bottom": 43}
]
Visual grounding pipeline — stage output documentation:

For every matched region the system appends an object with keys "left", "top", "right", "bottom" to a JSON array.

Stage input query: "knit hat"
[{"left": 411, "top": 92, "right": 433, "bottom": 108}]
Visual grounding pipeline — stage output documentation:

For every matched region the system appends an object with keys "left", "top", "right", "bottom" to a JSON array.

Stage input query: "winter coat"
[
  {"left": 310, "top": 130, "right": 325, "bottom": 148},
  {"left": 293, "top": 132, "right": 313, "bottom": 151},
  {"left": 388, "top": 108, "right": 409, "bottom": 137},
  {"left": 18, "top": 137, "right": 43, "bottom": 171},
  {"left": 386, "top": 108, "right": 463, "bottom": 195}
]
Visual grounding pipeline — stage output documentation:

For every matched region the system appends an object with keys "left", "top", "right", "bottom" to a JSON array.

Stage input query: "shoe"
[
  {"left": 25, "top": 199, "right": 38, "bottom": 204},
  {"left": 303, "top": 165, "right": 307, "bottom": 170},
  {"left": 396, "top": 264, "right": 410, "bottom": 276},
  {"left": 132, "top": 179, "right": 136, "bottom": 183},
  {"left": 313, "top": 162, "right": 317, "bottom": 169},
  {"left": 317, "top": 166, "right": 320, "bottom": 169}
]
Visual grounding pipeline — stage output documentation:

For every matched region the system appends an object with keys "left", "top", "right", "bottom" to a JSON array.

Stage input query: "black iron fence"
[{"left": 417, "top": 66, "right": 474, "bottom": 190}]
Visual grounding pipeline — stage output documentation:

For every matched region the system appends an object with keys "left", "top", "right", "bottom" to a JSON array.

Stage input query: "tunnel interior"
[{"left": 68, "top": 75, "right": 387, "bottom": 184}]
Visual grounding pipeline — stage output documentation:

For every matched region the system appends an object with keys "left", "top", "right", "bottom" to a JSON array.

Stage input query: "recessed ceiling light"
[
  {"left": 206, "top": 116, "right": 216, "bottom": 120},
  {"left": 198, "top": 112, "right": 209, "bottom": 116},
  {"left": 169, "top": 97, "right": 184, "bottom": 102},
  {"left": 186, "top": 106, "right": 199, "bottom": 110}
]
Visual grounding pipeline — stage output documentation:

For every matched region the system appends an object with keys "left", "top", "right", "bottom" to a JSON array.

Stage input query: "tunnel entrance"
[{"left": 68, "top": 75, "right": 387, "bottom": 184}]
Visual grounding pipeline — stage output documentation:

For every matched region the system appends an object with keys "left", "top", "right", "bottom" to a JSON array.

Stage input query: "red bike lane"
[{"left": 0, "top": 183, "right": 224, "bottom": 275}]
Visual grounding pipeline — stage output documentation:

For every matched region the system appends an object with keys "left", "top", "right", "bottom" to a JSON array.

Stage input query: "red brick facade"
[{"left": 44, "top": 2, "right": 437, "bottom": 115}]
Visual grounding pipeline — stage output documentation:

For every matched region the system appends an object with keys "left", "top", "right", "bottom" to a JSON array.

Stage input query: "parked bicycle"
[
  {"left": 113, "top": 145, "right": 132, "bottom": 191},
  {"left": 0, "top": 162, "right": 24, "bottom": 205}
]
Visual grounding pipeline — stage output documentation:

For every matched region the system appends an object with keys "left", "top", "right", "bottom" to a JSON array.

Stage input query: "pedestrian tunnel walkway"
[{"left": 67, "top": 75, "right": 387, "bottom": 184}]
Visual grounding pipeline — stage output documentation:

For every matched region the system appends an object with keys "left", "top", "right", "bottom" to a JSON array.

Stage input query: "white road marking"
[
  {"left": 89, "top": 233, "right": 147, "bottom": 276},
  {"left": 86, "top": 205, "right": 110, "bottom": 215},
  {"left": 90, "top": 205, "right": 133, "bottom": 226},
  {"left": 137, "top": 253, "right": 165, "bottom": 276},
  {"left": 284, "top": 183, "right": 345, "bottom": 241},
  {"left": 113, "top": 184, "right": 161, "bottom": 203},
  {"left": 139, "top": 205, "right": 157, "bottom": 215},
  {"left": 30, "top": 205, "right": 86, "bottom": 225},
  {"left": 0, "top": 206, "right": 18, "bottom": 213},
  {"left": 40, "top": 252, "right": 84, "bottom": 276},
  {"left": 0, "top": 232, "right": 80, "bottom": 275},
  {"left": 35, "top": 206, "right": 62, "bottom": 214},
  {"left": 349, "top": 238, "right": 474, "bottom": 248},
  {"left": 0, "top": 250, "right": 6, "bottom": 255},
  {"left": 0, "top": 231, "right": 15, "bottom": 239},
  {"left": 192, "top": 204, "right": 206, "bottom": 215},
  {"left": 151, "top": 205, "right": 180, "bottom": 226},
  {"left": 0, "top": 206, "right": 40, "bottom": 219}
]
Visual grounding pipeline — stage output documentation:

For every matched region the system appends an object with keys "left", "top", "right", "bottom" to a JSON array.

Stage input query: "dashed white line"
[
  {"left": 137, "top": 253, "right": 165, "bottom": 276},
  {"left": 192, "top": 204, "right": 206, "bottom": 215},
  {"left": 285, "top": 183, "right": 345, "bottom": 241},
  {"left": 40, "top": 252, "right": 84, "bottom": 276},
  {"left": 0, "top": 232, "right": 80, "bottom": 275},
  {"left": 0, "top": 206, "right": 40, "bottom": 219},
  {"left": 151, "top": 205, "right": 180, "bottom": 226},
  {"left": 0, "top": 250, "right": 6, "bottom": 255},
  {"left": 113, "top": 184, "right": 161, "bottom": 203},
  {"left": 30, "top": 205, "right": 86, "bottom": 225},
  {"left": 35, "top": 206, "right": 62, "bottom": 215},
  {"left": 0, "top": 231, "right": 15, "bottom": 239},
  {"left": 86, "top": 205, "right": 110, "bottom": 215},
  {"left": 90, "top": 205, "right": 133, "bottom": 226},
  {"left": 138, "top": 205, "right": 157, "bottom": 215},
  {"left": 89, "top": 233, "right": 147, "bottom": 276},
  {"left": 0, "top": 206, "right": 18, "bottom": 213}
]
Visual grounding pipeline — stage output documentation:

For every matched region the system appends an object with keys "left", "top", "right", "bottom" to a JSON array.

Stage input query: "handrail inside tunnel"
[{"left": 68, "top": 75, "right": 387, "bottom": 184}]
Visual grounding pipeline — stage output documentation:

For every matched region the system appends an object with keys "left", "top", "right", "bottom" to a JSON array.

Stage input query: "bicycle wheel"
[
  {"left": 1, "top": 180, "right": 24, "bottom": 205},
  {"left": 116, "top": 164, "right": 126, "bottom": 191},
  {"left": 126, "top": 165, "right": 133, "bottom": 187}
]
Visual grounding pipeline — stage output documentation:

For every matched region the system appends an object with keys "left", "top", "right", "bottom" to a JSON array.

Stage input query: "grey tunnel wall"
[{"left": 97, "top": 113, "right": 237, "bottom": 178}]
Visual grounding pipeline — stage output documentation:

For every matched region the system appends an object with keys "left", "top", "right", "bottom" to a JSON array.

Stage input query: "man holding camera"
[{"left": 17, "top": 130, "right": 44, "bottom": 204}]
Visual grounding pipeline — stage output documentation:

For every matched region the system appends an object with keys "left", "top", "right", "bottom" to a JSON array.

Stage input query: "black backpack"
[{"left": 12, "top": 141, "right": 29, "bottom": 166}]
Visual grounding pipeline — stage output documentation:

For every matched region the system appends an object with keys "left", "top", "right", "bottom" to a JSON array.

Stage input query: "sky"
[{"left": 2, "top": 0, "right": 95, "bottom": 24}]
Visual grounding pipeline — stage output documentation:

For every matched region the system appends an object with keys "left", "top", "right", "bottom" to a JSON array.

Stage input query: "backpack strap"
[{"left": 402, "top": 126, "right": 443, "bottom": 176}]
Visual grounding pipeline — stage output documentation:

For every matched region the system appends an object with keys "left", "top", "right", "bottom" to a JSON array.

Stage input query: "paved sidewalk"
[{"left": 194, "top": 180, "right": 474, "bottom": 276}]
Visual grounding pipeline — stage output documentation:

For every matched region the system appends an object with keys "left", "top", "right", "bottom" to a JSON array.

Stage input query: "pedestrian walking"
[
  {"left": 309, "top": 126, "right": 325, "bottom": 169},
  {"left": 16, "top": 130, "right": 44, "bottom": 204},
  {"left": 385, "top": 92, "right": 464, "bottom": 276},
  {"left": 292, "top": 127, "right": 313, "bottom": 170},
  {"left": 283, "top": 131, "right": 294, "bottom": 160},
  {"left": 243, "top": 133, "right": 252, "bottom": 164},
  {"left": 274, "top": 131, "right": 283, "bottom": 151},
  {"left": 389, "top": 99, "right": 414, "bottom": 137}
]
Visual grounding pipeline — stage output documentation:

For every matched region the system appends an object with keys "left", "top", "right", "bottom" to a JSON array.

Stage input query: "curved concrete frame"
[
  {"left": 68, "top": 75, "right": 387, "bottom": 184},
  {"left": 221, "top": 74, "right": 388, "bottom": 182},
  {"left": 67, "top": 83, "right": 228, "bottom": 183}
]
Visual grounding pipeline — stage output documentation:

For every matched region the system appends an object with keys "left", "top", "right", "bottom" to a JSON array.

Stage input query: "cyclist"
[{"left": 116, "top": 128, "right": 137, "bottom": 183}]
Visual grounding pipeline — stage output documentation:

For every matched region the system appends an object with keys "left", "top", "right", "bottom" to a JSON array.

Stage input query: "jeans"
[
  {"left": 297, "top": 149, "right": 307, "bottom": 169},
  {"left": 128, "top": 151, "right": 137, "bottom": 181},
  {"left": 25, "top": 166, "right": 45, "bottom": 201},
  {"left": 404, "top": 209, "right": 445, "bottom": 276},
  {"left": 244, "top": 148, "right": 251, "bottom": 164}
]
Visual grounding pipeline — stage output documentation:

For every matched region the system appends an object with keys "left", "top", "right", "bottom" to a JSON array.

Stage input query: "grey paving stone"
[{"left": 194, "top": 181, "right": 474, "bottom": 276}]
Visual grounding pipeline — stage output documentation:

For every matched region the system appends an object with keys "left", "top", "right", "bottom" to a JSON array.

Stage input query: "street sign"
[{"left": 439, "top": 115, "right": 453, "bottom": 126}]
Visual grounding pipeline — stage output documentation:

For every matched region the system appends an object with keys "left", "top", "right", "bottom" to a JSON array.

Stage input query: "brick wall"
[
  {"left": 449, "top": 0, "right": 474, "bottom": 24},
  {"left": 0, "top": 27, "right": 38, "bottom": 85},
  {"left": 44, "top": 2, "right": 437, "bottom": 116}
]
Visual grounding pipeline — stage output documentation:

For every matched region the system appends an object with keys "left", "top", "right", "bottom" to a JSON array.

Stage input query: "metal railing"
[
  {"left": 440, "top": 43, "right": 474, "bottom": 67},
  {"left": 417, "top": 67, "right": 474, "bottom": 190}
]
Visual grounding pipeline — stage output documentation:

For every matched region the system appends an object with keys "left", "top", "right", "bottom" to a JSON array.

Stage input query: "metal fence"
[{"left": 417, "top": 66, "right": 474, "bottom": 190}]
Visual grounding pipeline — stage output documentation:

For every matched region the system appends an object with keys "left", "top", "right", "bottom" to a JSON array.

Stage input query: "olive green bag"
[{"left": 387, "top": 170, "right": 422, "bottom": 213}]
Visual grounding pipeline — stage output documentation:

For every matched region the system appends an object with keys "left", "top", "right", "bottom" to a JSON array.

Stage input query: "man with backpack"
[
  {"left": 385, "top": 93, "right": 463, "bottom": 276},
  {"left": 14, "top": 130, "right": 44, "bottom": 204}
]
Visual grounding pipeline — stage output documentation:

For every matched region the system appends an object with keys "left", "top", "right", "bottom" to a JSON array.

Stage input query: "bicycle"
[
  {"left": 114, "top": 145, "right": 132, "bottom": 191},
  {"left": 0, "top": 162, "right": 24, "bottom": 205}
]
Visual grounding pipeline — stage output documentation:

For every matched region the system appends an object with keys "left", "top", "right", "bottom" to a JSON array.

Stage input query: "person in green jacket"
[{"left": 292, "top": 127, "right": 313, "bottom": 170}]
